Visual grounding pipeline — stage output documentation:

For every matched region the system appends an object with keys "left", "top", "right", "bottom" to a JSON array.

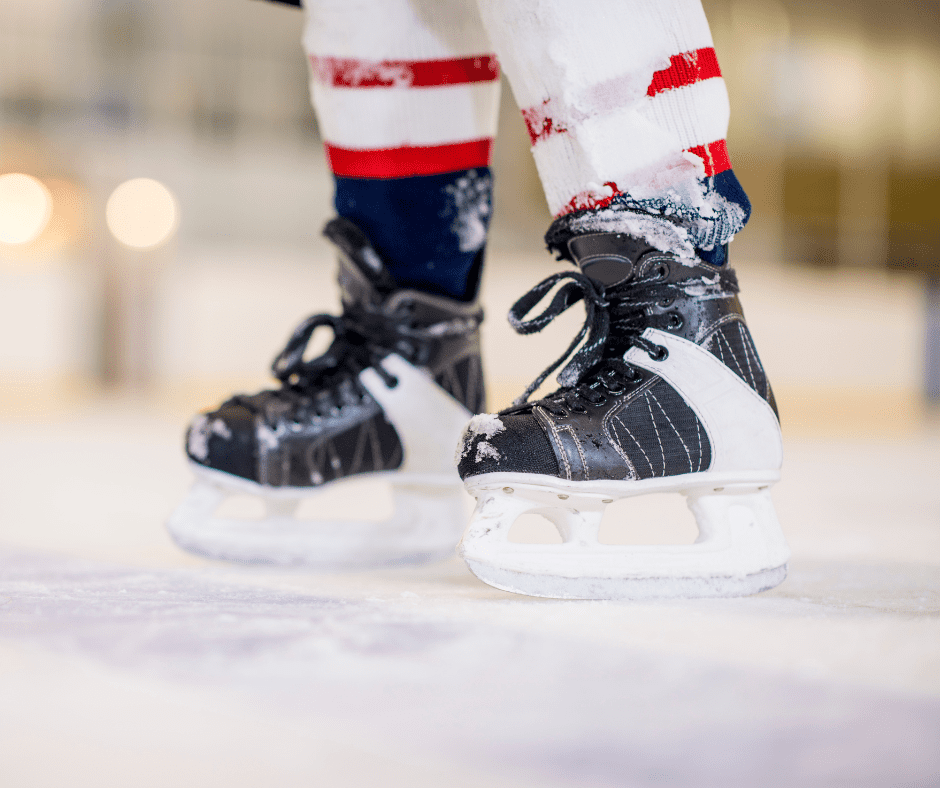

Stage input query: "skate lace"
[
  {"left": 230, "top": 302, "right": 479, "bottom": 423},
  {"left": 506, "top": 262, "right": 731, "bottom": 415}
]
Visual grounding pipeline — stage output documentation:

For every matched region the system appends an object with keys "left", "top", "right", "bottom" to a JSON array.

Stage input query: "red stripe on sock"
[
  {"left": 556, "top": 183, "right": 622, "bottom": 216},
  {"left": 325, "top": 139, "right": 493, "bottom": 178},
  {"left": 311, "top": 55, "right": 499, "bottom": 88},
  {"left": 555, "top": 140, "right": 732, "bottom": 216},
  {"left": 523, "top": 48, "right": 722, "bottom": 146},
  {"left": 521, "top": 99, "right": 568, "bottom": 145},
  {"left": 647, "top": 47, "right": 722, "bottom": 96},
  {"left": 686, "top": 139, "right": 731, "bottom": 177}
]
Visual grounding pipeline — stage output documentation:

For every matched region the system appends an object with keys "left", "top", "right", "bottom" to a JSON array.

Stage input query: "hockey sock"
[
  {"left": 304, "top": 0, "right": 500, "bottom": 300},
  {"left": 476, "top": 0, "right": 749, "bottom": 264}
]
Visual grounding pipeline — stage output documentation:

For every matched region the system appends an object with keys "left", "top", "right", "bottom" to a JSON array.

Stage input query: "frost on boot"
[
  {"left": 168, "top": 218, "right": 485, "bottom": 568},
  {"left": 456, "top": 230, "right": 788, "bottom": 600}
]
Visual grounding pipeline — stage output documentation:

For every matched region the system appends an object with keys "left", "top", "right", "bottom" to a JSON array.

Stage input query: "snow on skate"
[
  {"left": 168, "top": 219, "right": 484, "bottom": 567},
  {"left": 457, "top": 231, "right": 789, "bottom": 599}
]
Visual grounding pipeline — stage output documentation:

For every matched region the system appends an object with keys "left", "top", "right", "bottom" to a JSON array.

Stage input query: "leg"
[
  {"left": 457, "top": 0, "right": 788, "bottom": 598},
  {"left": 167, "top": 0, "right": 497, "bottom": 567},
  {"left": 305, "top": 0, "right": 500, "bottom": 300}
]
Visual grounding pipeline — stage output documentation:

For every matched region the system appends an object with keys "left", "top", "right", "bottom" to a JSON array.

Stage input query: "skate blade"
[
  {"left": 458, "top": 474, "right": 790, "bottom": 600},
  {"left": 167, "top": 471, "right": 468, "bottom": 569}
]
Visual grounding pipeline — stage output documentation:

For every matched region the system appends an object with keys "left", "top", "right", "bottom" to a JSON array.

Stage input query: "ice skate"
[
  {"left": 456, "top": 232, "right": 788, "bottom": 599},
  {"left": 167, "top": 218, "right": 484, "bottom": 567}
]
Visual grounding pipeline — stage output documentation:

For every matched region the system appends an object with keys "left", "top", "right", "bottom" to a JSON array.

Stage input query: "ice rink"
[
  {"left": 2, "top": 0, "right": 939, "bottom": 782},
  {"left": 2, "top": 254, "right": 939, "bottom": 787}
]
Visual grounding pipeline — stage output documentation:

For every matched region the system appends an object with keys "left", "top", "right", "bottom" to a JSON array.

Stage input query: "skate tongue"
[
  {"left": 567, "top": 233, "right": 657, "bottom": 288},
  {"left": 324, "top": 218, "right": 398, "bottom": 305}
]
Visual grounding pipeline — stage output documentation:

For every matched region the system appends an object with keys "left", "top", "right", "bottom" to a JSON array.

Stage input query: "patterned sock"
[
  {"left": 476, "top": 0, "right": 750, "bottom": 264},
  {"left": 304, "top": 0, "right": 500, "bottom": 299}
]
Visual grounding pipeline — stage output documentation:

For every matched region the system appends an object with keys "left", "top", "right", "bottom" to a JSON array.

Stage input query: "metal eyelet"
[
  {"left": 667, "top": 312, "right": 684, "bottom": 330},
  {"left": 649, "top": 345, "right": 669, "bottom": 362},
  {"left": 386, "top": 376, "right": 399, "bottom": 389},
  {"left": 653, "top": 263, "right": 670, "bottom": 280},
  {"left": 658, "top": 296, "right": 675, "bottom": 308}
]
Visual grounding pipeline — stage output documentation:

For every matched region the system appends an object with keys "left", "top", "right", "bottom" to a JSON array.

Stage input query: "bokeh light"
[
  {"left": 106, "top": 178, "right": 179, "bottom": 249},
  {"left": 0, "top": 173, "right": 53, "bottom": 245}
]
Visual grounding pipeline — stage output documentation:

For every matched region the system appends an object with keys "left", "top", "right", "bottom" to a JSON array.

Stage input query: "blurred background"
[{"left": 1, "top": 0, "right": 938, "bottom": 432}]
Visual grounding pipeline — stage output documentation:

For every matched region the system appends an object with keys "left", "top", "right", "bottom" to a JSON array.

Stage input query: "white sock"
[
  {"left": 303, "top": 0, "right": 500, "bottom": 178},
  {"left": 475, "top": 0, "right": 743, "bottom": 255}
]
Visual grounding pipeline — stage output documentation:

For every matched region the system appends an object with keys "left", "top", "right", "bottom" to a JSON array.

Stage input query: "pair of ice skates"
[{"left": 167, "top": 219, "right": 789, "bottom": 599}]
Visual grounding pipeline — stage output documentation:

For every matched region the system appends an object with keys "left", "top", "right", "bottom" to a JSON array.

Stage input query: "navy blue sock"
[
  {"left": 695, "top": 169, "right": 751, "bottom": 266},
  {"left": 333, "top": 167, "right": 492, "bottom": 301}
]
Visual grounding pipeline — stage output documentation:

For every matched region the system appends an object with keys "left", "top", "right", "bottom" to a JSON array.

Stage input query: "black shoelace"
[
  {"left": 230, "top": 302, "right": 479, "bottom": 424},
  {"left": 506, "top": 262, "right": 729, "bottom": 415}
]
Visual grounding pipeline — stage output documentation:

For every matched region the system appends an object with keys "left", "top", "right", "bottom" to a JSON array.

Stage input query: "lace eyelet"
[
  {"left": 649, "top": 345, "right": 669, "bottom": 362},
  {"left": 653, "top": 263, "right": 670, "bottom": 281},
  {"left": 386, "top": 376, "right": 399, "bottom": 389},
  {"left": 667, "top": 312, "right": 684, "bottom": 330},
  {"left": 658, "top": 296, "right": 675, "bottom": 308}
]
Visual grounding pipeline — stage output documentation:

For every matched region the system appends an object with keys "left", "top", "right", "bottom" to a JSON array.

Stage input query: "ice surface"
[
  {"left": 2, "top": 548, "right": 940, "bottom": 788},
  {"left": 1, "top": 402, "right": 939, "bottom": 787}
]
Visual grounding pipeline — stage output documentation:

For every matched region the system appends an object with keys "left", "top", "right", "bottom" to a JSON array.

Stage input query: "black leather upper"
[
  {"left": 458, "top": 234, "right": 776, "bottom": 483},
  {"left": 187, "top": 218, "right": 485, "bottom": 488}
]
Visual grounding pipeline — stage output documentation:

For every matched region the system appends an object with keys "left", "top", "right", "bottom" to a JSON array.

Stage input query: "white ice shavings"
[
  {"left": 455, "top": 413, "right": 505, "bottom": 465},
  {"left": 682, "top": 273, "right": 730, "bottom": 300},
  {"left": 425, "top": 317, "right": 479, "bottom": 338},
  {"left": 565, "top": 209, "right": 697, "bottom": 260},
  {"left": 187, "top": 415, "right": 210, "bottom": 461},
  {"left": 256, "top": 423, "right": 281, "bottom": 452},
  {"left": 187, "top": 416, "right": 233, "bottom": 461},
  {"left": 361, "top": 246, "right": 384, "bottom": 272},
  {"left": 467, "top": 413, "right": 505, "bottom": 438},
  {"left": 446, "top": 171, "right": 491, "bottom": 253},
  {"left": 474, "top": 441, "right": 501, "bottom": 463}
]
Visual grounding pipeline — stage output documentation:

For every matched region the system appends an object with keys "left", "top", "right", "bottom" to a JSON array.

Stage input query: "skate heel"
[
  {"left": 458, "top": 479, "right": 789, "bottom": 600},
  {"left": 167, "top": 472, "right": 468, "bottom": 569}
]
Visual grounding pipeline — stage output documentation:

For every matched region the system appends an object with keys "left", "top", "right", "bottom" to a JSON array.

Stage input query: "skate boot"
[
  {"left": 167, "top": 218, "right": 484, "bottom": 567},
  {"left": 456, "top": 232, "right": 788, "bottom": 599}
]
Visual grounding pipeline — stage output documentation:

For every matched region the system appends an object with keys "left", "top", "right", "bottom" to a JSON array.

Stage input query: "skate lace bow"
[
  {"left": 270, "top": 304, "right": 482, "bottom": 394},
  {"left": 270, "top": 310, "right": 400, "bottom": 391},
  {"left": 508, "top": 268, "right": 676, "bottom": 407}
]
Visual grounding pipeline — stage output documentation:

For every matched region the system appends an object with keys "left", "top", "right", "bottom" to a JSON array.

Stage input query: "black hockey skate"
[
  {"left": 456, "top": 232, "right": 788, "bottom": 599},
  {"left": 167, "top": 218, "right": 485, "bottom": 567}
]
